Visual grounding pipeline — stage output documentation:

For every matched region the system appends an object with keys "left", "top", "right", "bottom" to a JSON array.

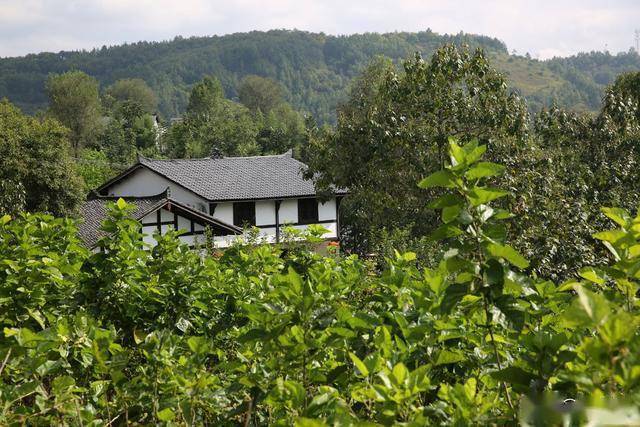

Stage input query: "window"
[
  {"left": 233, "top": 201, "right": 256, "bottom": 227},
  {"left": 298, "top": 198, "right": 318, "bottom": 224}
]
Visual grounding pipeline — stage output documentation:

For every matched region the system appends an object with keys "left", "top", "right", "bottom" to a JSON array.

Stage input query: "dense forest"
[{"left": 1, "top": 29, "right": 639, "bottom": 122}]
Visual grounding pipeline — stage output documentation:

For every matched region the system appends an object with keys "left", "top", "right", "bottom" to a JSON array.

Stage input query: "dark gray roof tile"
[{"left": 136, "top": 150, "right": 346, "bottom": 201}]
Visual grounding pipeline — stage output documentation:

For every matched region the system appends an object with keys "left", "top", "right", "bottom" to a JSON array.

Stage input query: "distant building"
[{"left": 78, "top": 150, "right": 346, "bottom": 249}]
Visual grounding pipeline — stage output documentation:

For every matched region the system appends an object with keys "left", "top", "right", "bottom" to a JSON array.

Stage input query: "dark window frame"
[
  {"left": 233, "top": 201, "right": 256, "bottom": 227},
  {"left": 297, "top": 198, "right": 319, "bottom": 225}
]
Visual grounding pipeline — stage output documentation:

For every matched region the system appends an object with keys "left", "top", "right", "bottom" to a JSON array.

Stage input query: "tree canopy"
[
  {"left": 0, "top": 99, "right": 84, "bottom": 216},
  {"left": 104, "top": 78, "right": 158, "bottom": 113},
  {"left": 238, "top": 75, "right": 285, "bottom": 114},
  {"left": 45, "top": 71, "right": 103, "bottom": 155},
  {"left": 306, "top": 46, "right": 528, "bottom": 255}
]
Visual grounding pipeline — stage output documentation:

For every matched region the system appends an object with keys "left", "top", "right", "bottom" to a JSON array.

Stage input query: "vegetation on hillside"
[
  {"left": 1, "top": 30, "right": 638, "bottom": 122},
  {"left": 1, "top": 141, "right": 640, "bottom": 424}
]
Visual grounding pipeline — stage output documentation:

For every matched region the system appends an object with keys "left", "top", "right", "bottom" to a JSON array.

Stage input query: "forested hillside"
[{"left": 1, "top": 29, "right": 638, "bottom": 122}]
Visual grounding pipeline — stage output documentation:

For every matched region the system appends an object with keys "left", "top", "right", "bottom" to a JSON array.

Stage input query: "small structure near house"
[{"left": 78, "top": 150, "right": 346, "bottom": 249}]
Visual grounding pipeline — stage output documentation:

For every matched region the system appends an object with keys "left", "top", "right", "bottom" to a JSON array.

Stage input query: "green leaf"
[
  {"left": 295, "top": 418, "right": 329, "bottom": 427},
  {"left": 435, "top": 349, "right": 465, "bottom": 366},
  {"left": 601, "top": 207, "right": 630, "bottom": 227},
  {"left": 486, "top": 243, "right": 529, "bottom": 269},
  {"left": 578, "top": 267, "right": 606, "bottom": 285},
  {"left": 428, "top": 194, "right": 464, "bottom": 209},
  {"left": 467, "top": 187, "right": 509, "bottom": 207},
  {"left": 442, "top": 204, "right": 463, "bottom": 223},
  {"left": 592, "top": 229, "right": 627, "bottom": 245},
  {"left": 348, "top": 352, "right": 369, "bottom": 377},
  {"left": 490, "top": 367, "right": 537, "bottom": 393},
  {"left": 448, "top": 138, "right": 466, "bottom": 166},
  {"left": 428, "top": 224, "right": 463, "bottom": 241},
  {"left": 465, "top": 143, "right": 487, "bottom": 165},
  {"left": 402, "top": 252, "right": 417, "bottom": 261},
  {"left": 0, "top": 214, "right": 11, "bottom": 225},
  {"left": 441, "top": 283, "right": 470, "bottom": 313},
  {"left": 51, "top": 376, "right": 76, "bottom": 395},
  {"left": 116, "top": 198, "right": 128, "bottom": 209},
  {"left": 157, "top": 408, "right": 176, "bottom": 422},
  {"left": 133, "top": 329, "right": 146, "bottom": 345},
  {"left": 418, "top": 170, "right": 457, "bottom": 189},
  {"left": 285, "top": 267, "right": 303, "bottom": 294},
  {"left": 465, "top": 162, "right": 505, "bottom": 180},
  {"left": 290, "top": 325, "right": 305, "bottom": 343},
  {"left": 569, "top": 286, "right": 611, "bottom": 326},
  {"left": 600, "top": 313, "right": 638, "bottom": 347},
  {"left": 391, "top": 363, "right": 408, "bottom": 384},
  {"left": 187, "top": 336, "right": 209, "bottom": 355}
]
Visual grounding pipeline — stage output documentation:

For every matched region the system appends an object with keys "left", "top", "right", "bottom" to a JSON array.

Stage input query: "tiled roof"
[
  {"left": 135, "top": 150, "right": 346, "bottom": 201},
  {"left": 77, "top": 190, "right": 240, "bottom": 248}
]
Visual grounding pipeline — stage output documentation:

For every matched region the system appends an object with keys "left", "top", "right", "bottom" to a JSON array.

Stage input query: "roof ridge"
[
  {"left": 221, "top": 152, "right": 290, "bottom": 160},
  {"left": 140, "top": 151, "right": 293, "bottom": 162}
]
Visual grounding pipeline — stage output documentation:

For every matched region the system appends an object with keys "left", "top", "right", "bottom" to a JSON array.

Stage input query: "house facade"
[{"left": 78, "top": 150, "right": 345, "bottom": 249}]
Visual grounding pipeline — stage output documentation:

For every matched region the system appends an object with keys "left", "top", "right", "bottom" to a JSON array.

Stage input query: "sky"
[{"left": 0, "top": 0, "right": 638, "bottom": 59}]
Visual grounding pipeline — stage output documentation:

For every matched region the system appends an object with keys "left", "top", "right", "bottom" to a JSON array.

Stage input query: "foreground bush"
[{"left": 1, "top": 139, "right": 639, "bottom": 425}]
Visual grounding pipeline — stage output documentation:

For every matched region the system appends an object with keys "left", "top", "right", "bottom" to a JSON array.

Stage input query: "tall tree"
[
  {"left": 166, "top": 75, "right": 258, "bottom": 157},
  {"left": 186, "top": 76, "right": 225, "bottom": 116},
  {"left": 0, "top": 99, "right": 84, "bottom": 216},
  {"left": 238, "top": 75, "right": 285, "bottom": 114},
  {"left": 255, "top": 104, "right": 308, "bottom": 155},
  {"left": 104, "top": 78, "right": 158, "bottom": 114},
  {"left": 306, "top": 46, "right": 529, "bottom": 256},
  {"left": 45, "top": 71, "right": 102, "bottom": 155}
]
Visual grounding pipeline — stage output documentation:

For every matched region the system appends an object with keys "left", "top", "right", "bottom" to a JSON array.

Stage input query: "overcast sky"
[{"left": 0, "top": 0, "right": 637, "bottom": 59}]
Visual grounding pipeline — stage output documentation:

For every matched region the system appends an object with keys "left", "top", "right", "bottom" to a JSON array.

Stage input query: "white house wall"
[
  {"left": 279, "top": 199, "right": 298, "bottom": 224},
  {"left": 107, "top": 168, "right": 209, "bottom": 212},
  {"left": 138, "top": 203, "right": 337, "bottom": 248},
  {"left": 137, "top": 207, "right": 235, "bottom": 249},
  {"left": 107, "top": 167, "right": 341, "bottom": 246},
  {"left": 211, "top": 198, "right": 338, "bottom": 243},
  {"left": 213, "top": 203, "right": 233, "bottom": 224},
  {"left": 318, "top": 199, "right": 336, "bottom": 221},
  {"left": 256, "top": 200, "right": 276, "bottom": 226}
]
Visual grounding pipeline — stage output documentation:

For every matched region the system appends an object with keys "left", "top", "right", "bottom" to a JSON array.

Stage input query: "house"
[{"left": 78, "top": 150, "right": 346, "bottom": 249}]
